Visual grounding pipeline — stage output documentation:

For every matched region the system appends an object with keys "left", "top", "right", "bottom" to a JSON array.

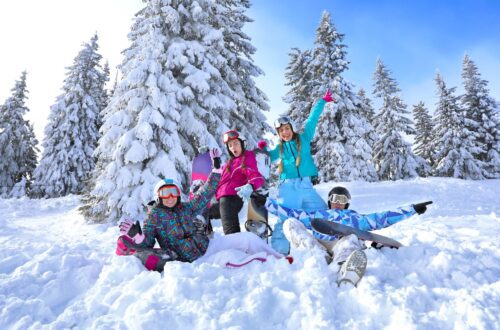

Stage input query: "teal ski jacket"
[{"left": 269, "top": 99, "right": 326, "bottom": 180}]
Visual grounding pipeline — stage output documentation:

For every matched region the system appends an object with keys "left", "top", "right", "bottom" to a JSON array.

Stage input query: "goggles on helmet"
[
  {"left": 328, "top": 194, "right": 350, "bottom": 205},
  {"left": 223, "top": 130, "right": 240, "bottom": 144},
  {"left": 158, "top": 185, "right": 180, "bottom": 199},
  {"left": 274, "top": 116, "right": 292, "bottom": 129}
]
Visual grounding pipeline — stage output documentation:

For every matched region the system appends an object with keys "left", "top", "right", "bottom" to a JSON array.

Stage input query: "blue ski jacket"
[
  {"left": 266, "top": 198, "right": 417, "bottom": 241},
  {"left": 268, "top": 99, "right": 326, "bottom": 180}
]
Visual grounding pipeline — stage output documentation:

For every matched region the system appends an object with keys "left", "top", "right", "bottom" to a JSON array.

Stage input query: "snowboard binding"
[{"left": 245, "top": 219, "right": 273, "bottom": 240}]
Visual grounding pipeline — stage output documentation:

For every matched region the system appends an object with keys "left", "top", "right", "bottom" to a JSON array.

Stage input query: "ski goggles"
[
  {"left": 274, "top": 116, "right": 292, "bottom": 129},
  {"left": 157, "top": 185, "right": 181, "bottom": 199},
  {"left": 223, "top": 130, "right": 240, "bottom": 143},
  {"left": 328, "top": 194, "right": 350, "bottom": 204}
]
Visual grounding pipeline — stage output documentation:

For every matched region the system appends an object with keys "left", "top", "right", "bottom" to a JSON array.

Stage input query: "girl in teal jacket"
[{"left": 258, "top": 90, "right": 335, "bottom": 254}]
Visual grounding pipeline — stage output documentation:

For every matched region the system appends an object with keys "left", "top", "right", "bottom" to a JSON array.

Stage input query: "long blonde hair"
[{"left": 278, "top": 133, "right": 301, "bottom": 173}]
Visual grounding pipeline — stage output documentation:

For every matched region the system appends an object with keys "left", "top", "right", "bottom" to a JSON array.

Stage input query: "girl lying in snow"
[
  {"left": 266, "top": 186, "right": 431, "bottom": 286},
  {"left": 115, "top": 148, "right": 288, "bottom": 272}
]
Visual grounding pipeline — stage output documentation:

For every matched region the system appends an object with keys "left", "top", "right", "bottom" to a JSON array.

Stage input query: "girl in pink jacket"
[{"left": 215, "top": 130, "right": 265, "bottom": 234}]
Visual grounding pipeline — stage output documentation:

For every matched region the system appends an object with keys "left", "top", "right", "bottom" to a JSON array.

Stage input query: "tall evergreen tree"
[
  {"left": 212, "top": 0, "right": 270, "bottom": 139},
  {"left": 307, "top": 11, "right": 377, "bottom": 182},
  {"left": 372, "top": 58, "right": 422, "bottom": 180},
  {"left": 432, "top": 73, "right": 484, "bottom": 179},
  {"left": 84, "top": 0, "right": 268, "bottom": 223},
  {"left": 33, "top": 34, "right": 106, "bottom": 197},
  {"left": 283, "top": 47, "right": 313, "bottom": 132},
  {"left": 0, "top": 71, "right": 39, "bottom": 197},
  {"left": 412, "top": 101, "right": 433, "bottom": 176},
  {"left": 461, "top": 54, "right": 500, "bottom": 178},
  {"left": 357, "top": 88, "right": 378, "bottom": 149},
  {"left": 357, "top": 88, "right": 376, "bottom": 123}
]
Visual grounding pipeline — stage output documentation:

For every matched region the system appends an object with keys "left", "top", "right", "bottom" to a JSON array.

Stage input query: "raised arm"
[
  {"left": 303, "top": 90, "right": 334, "bottom": 142},
  {"left": 186, "top": 171, "right": 221, "bottom": 214}
]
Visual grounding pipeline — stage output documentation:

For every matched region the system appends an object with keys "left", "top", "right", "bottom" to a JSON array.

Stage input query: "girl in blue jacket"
[{"left": 258, "top": 90, "right": 335, "bottom": 254}]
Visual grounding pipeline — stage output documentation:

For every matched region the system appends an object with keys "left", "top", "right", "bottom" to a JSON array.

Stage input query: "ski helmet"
[
  {"left": 274, "top": 116, "right": 296, "bottom": 133},
  {"left": 223, "top": 129, "right": 246, "bottom": 157},
  {"left": 328, "top": 186, "right": 351, "bottom": 209},
  {"left": 153, "top": 178, "right": 182, "bottom": 207}
]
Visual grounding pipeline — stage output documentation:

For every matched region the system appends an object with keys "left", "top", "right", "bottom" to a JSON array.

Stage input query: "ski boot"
[{"left": 336, "top": 250, "right": 367, "bottom": 287}]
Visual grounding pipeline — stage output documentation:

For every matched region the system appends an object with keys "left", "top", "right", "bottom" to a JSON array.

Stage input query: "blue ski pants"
[{"left": 271, "top": 177, "right": 327, "bottom": 254}]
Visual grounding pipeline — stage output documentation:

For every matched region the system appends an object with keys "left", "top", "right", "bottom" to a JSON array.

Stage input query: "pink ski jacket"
[{"left": 216, "top": 150, "right": 265, "bottom": 200}]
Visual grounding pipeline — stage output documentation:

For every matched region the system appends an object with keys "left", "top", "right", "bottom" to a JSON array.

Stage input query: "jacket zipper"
[{"left": 285, "top": 141, "right": 301, "bottom": 178}]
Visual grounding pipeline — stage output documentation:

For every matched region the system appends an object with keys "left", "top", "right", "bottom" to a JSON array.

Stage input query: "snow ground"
[{"left": 0, "top": 177, "right": 499, "bottom": 330}]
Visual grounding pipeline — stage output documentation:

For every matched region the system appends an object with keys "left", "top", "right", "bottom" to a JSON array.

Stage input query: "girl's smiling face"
[{"left": 278, "top": 124, "right": 293, "bottom": 141}]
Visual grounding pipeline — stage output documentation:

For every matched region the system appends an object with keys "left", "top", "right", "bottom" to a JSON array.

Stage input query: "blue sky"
[
  {"left": 246, "top": 0, "right": 500, "bottom": 122},
  {"left": 0, "top": 0, "right": 498, "bottom": 142}
]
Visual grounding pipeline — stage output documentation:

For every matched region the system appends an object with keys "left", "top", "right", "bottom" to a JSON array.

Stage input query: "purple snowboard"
[{"left": 190, "top": 152, "right": 212, "bottom": 199}]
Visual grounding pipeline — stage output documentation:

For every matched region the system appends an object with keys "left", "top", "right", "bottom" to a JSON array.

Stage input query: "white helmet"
[{"left": 153, "top": 178, "right": 182, "bottom": 202}]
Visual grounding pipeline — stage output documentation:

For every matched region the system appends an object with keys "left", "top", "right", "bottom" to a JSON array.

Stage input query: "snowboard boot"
[
  {"left": 336, "top": 250, "right": 367, "bottom": 287},
  {"left": 283, "top": 218, "right": 333, "bottom": 263},
  {"left": 283, "top": 218, "right": 327, "bottom": 251}
]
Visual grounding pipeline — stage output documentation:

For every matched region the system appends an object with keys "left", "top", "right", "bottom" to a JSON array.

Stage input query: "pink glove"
[
  {"left": 209, "top": 148, "right": 221, "bottom": 158},
  {"left": 257, "top": 140, "right": 267, "bottom": 150},
  {"left": 322, "top": 89, "right": 335, "bottom": 103},
  {"left": 119, "top": 219, "right": 145, "bottom": 244}
]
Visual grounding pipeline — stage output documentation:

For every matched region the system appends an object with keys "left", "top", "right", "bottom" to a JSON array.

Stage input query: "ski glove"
[
  {"left": 322, "top": 89, "right": 335, "bottom": 103},
  {"left": 257, "top": 140, "right": 267, "bottom": 150},
  {"left": 413, "top": 201, "right": 433, "bottom": 215},
  {"left": 235, "top": 183, "right": 253, "bottom": 201},
  {"left": 119, "top": 220, "right": 145, "bottom": 244},
  {"left": 193, "top": 215, "right": 209, "bottom": 236},
  {"left": 210, "top": 148, "right": 222, "bottom": 171}
]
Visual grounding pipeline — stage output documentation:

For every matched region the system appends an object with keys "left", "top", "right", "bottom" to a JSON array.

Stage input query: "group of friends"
[{"left": 117, "top": 90, "right": 431, "bottom": 286}]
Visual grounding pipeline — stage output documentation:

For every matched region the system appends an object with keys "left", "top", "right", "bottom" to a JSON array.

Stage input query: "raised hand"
[
  {"left": 413, "top": 201, "right": 433, "bottom": 215},
  {"left": 322, "top": 89, "right": 335, "bottom": 103},
  {"left": 210, "top": 148, "right": 222, "bottom": 170},
  {"left": 257, "top": 140, "right": 267, "bottom": 150}
]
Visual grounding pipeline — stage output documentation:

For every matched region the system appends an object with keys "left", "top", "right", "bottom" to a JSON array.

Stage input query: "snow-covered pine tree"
[
  {"left": 432, "top": 73, "right": 484, "bottom": 179},
  {"left": 211, "top": 0, "right": 270, "bottom": 143},
  {"left": 84, "top": 0, "right": 269, "bottom": 223},
  {"left": 357, "top": 88, "right": 375, "bottom": 123},
  {"left": 309, "top": 11, "right": 377, "bottom": 182},
  {"left": 32, "top": 34, "right": 106, "bottom": 198},
  {"left": 412, "top": 101, "right": 433, "bottom": 175},
  {"left": 357, "top": 88, "right": 378, "bottom": 149},
  {"left": 283, "top": 47, "right": 313, "bottom": 132},
  {"left": 460, "top": 54, "right": 500, "bottom": 178},
  {"left": 99, "top": 61, "right": 111, "bottom": 120},
  {"left": 372, "top": 58, "right": 422, "bottom": 180},
  {"left": 0, "top": 71, "right": 39, "bottom": 197},
  {"left": 79, "top": 60, "right": 111, "bottom": 219}
]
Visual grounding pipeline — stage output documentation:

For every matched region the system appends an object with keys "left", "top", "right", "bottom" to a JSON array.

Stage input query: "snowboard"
[
  {"left": 245, "top": 148, "right": 272, "bottom": 242},
  {"left": 190, "top": 151, "right": 215, "bottom": 234},
  {"left": 245, "top": 192, "right": 273, "bottom": 242},
  {"left": 311, "top": 219, "right": 403, "bottom": 249},
  {"left": 118, "top": 236, "right": 273, "bottom": 269},
  {"left": 190, "top": 151, "right": 212, "bottom": 199}
]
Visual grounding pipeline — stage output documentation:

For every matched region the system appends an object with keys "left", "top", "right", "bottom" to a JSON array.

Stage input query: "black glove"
[
  {"left": 413, "top": 201, "right": 433, "bottom": 215},
  {"left": 210, "top": 148, "right": 222, "bottom": 169},
  {"left": 193, "top": 215, "right": 208, "bottom": 236},
  {"left": 213, "top": 157, "right": 221, "bottom": 169},
  {"left": 127, "top": 220, "right": 143, "bottom": 237}
]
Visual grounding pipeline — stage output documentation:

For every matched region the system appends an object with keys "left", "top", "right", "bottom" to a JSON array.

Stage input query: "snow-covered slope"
[{"left": 0, "top": 178, "right": 499, "bottom": 329}]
